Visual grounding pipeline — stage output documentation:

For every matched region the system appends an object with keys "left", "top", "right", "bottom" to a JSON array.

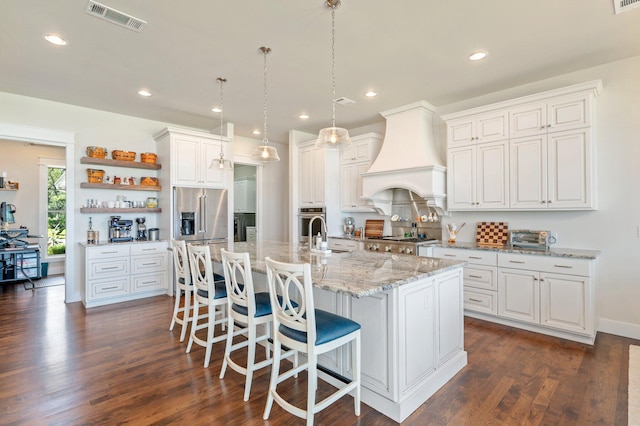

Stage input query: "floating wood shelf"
[
  {"left": 81, "top": 156, "right": 161, "bottom": 170},
  {"left": 0, "top": 188, "right": 18, "bottom": 191},
  {"left": 80, "top": 207, "right": 162, "bottom": 214},
  {"left": 80, "top": 182, "right": 162, "bottom": 191}
]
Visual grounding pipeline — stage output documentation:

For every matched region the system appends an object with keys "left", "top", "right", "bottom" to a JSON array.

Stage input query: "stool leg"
[
  {"left": 186, "top": 299, "right": 199, "bottom": 354},
  {"left": 179, "top": 288, "right": 191, "bottom": 342},
  {"left": 263, "top": 339, "right": 281, "bottom": 420},
  {"left": 220, "top": 315, "right": 235, "bottom": 379},
  {"left": 354, "top": 336, "right": 361, "bottom": 416},
  {"left": 169, "top": 286, "right": 182, "bottom": 331},
  {"left": 307, "top": 354, "right": 317, "bottom": 426},
  {"left": 243, "top": 323, "right": 256, "bottom": 402},
  {"left": 204, "top": 304, "right": 216, "bottom": 368}
]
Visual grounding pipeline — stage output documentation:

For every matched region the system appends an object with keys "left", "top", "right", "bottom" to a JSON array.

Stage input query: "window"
[{"left": 39, "top": 158, "right": 66, "bottom": 258}]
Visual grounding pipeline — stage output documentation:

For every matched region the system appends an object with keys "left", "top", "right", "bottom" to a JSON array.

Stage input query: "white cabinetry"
[
  {"left": 509, "top": 94, "right": 591, "bottom": 139},
  {"left": 446, "top": 110, "right": 509, "bottom": 147},
  {"left": 83, "top": 241, "right": 169, "bottom": 308},
  {"left": 443, "top": 80, "right": 601, "bottom": 211},
  {"left": 433, "top": 247, "right": 498, "bottom": 315},
  {"left": 339, "top": 134, "right": 382, "bottom": 212},
  {"left": 234, "top": 177, "right": 256, "bottom": 213},
  {"left": 299, "top": 144, "right": 330, "bottom": 207},
  {"left": 154, "top": 127, "right": 229, "bottom": 188},
  {"left": 327, "top": 237, "right": 362, "bottom": 252},
  {"left": 510, "top": 128, "right": 592, "bottom": 209},
  {"left": 447, "top": 141, "right": 509, "bottom": 210}
]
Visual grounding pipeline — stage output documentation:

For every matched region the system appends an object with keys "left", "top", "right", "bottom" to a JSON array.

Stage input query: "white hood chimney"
[{"left": 362, "top": 101, "right": 447, "bottom": 215}]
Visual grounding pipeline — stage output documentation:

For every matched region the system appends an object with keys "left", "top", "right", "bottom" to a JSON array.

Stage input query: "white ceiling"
[{"left": 1, "top": 1, "right": 639, "bottom": 143}]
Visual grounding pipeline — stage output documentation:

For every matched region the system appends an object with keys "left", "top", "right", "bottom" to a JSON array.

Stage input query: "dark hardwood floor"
[{"left": 0, "top": 283, "right": 635, "bottom": 425}]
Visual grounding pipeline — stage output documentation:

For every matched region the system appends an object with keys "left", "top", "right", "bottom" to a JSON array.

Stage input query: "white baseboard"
[{"left": 598, "top": 318, "right": 640, "bottom": 341}]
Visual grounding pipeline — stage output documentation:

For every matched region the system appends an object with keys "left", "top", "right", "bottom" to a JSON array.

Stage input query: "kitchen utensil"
[
  {"left": 446, "top": 223, "right": 461, "bottom": 243},
  {"left": 365, "top": 219, "right": 384, "bottom": 237},
  {"left": 148, "top": 228, "right": 159, "bottom": 241},
  {"left": 391, "top": 214, "right": 400, "bottom": 222}
]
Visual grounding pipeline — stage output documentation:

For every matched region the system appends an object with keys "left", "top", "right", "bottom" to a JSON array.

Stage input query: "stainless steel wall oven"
[{"left": 298, "top": 207, "right": 325, "bottom": 243}]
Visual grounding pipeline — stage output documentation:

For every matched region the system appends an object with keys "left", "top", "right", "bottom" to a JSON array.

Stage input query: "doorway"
[
  {"left": 233, "top": 164, "right": 257, "bottom": 242},
  {"left": 0, "top": 123, "right": 75, "bottom": 302}
]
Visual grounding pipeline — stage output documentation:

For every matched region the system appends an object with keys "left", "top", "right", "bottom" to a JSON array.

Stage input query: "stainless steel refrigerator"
[{"left": 173, "top": 187, "right": 228, "bottom": 244}]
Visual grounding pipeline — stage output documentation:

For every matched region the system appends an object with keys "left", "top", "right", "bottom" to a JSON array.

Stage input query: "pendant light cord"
[
  {"left": 262, "top": 47, "right": 269, "bottom": 145},
  {"left": 218, "top": 77, "right": 226, "bottom": 159},
  {"left": 330, "top": 4, "right": 336, "bottom": 129}
]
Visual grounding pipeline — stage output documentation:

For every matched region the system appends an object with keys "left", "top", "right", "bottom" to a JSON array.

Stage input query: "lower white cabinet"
[
  {"left": 327, "top": 237, "right": 362, "bottom": 252},
  {"left": 83, "top": 241, "right": 169, "bottom": 308},
  {"left": 433, "top": 247, "right": 596, "bottom": 344}
]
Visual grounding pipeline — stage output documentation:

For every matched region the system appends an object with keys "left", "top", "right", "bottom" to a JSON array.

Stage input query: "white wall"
[
  {"left": 434, "top": 55, "right": 640, "bottom": 339},
  {"left": 0, "top": 93, "right": 290, "bottom": 303}
]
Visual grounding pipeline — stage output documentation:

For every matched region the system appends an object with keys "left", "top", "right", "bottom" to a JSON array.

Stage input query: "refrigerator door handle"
[{"left": 202, "top": 194, "right": 208, "bottom": 234}]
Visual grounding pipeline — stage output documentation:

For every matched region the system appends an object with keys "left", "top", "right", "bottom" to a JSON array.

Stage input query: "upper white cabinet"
[
  {"left": 446, "top": 110, "right": 509, "bottom": 147},
  {"left": 299, "top": 144, "right": 326, "bottom": 206},
  {"left": 509, "top": 94, "right": 591, "bottom": 139},
  {"left": 510, "top": 129, "right": 592, "bottom": 209},
  {"left": 154, "top": 127, "right": 230, "bottom": 188},
  {"left": 339, "top": 133, "right": 382, "bottom": 211},
  {"left": 443, "top": 80, "right": 601, "bottom": 211},
  {"left": 447, "top": 140, "right": 509, "bottom": 210}
]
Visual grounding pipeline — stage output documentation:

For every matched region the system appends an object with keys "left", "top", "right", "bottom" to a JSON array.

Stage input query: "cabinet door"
[
  {"left": 476, "top": 110, "right": 509, "bottom": 143},
  {"left": 341, "top": 139, "right": 372, "bottom": 164},
  {"left": 547, "top": 129, "right": 592, "bottom": 209},
  {"left": 498, "top": 268, "right": 539, "bottom": 324},
  {"left": 540, "top": 273, "right": 590, "bottom": 335},
  {"left": 547, "top": 94, "right": 590, "bottom": 133},
  {"left": 340, "top": 164, "right": 355, "bottom": 210},
  {"left": 173, "top": 135, "right": 201, "bottom": 186},
  {"left": 510, "top": 135, "right": 547, "bottom": 209},
  {"left": 476, "top": 141, "right": 509, "bottom": 209},
  {"left": 299, "top": 147, "right": 316, "bottom": 206},
  {"left": 312, "top": 287, "right": 343, "bottom": 374},
  {"left": 437, "top": 271, "right": 463, "bottom": 365},
  {"left": 509, "top": 102, "right": 547, "bottom": 138},
  {"left": 447, "top": 146, "right": 476, "bottom": 210},
  {"left": 312, "top": 148, "right": 325, "bottom": 205},
  {"left": 447, "top": 117, "right": 475, "bottom": 147}
]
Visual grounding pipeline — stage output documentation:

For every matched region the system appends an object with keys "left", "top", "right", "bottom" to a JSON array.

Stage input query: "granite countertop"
[
  {"left": 207, "top": 240, "right": 465, "bottom": 298},
  {"left": 79, "top": 239, "right": 168, "bottom": 247},
  {"left": 437, "top": 241, "right": 601, "bottom": 259}
]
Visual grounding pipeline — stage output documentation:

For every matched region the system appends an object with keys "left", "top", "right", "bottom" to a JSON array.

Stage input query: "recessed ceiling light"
[
  {"left": 137, "top": 90, "right": 152, "bottom": 97},
  {"left": 252, "top": 129, "right": 261, "bottom": 135},
  {"left": 469, "top": 51, "right": 488, "bottom": 61},
  {"left": 211, "top": 107, "right": 222, "bottom": 113},
  {"left": 364, "top": 91, "right": 377, "bottom": 97},
  {"left": 44, "top": 34, "right": 67, "bottom": 46},
  {"left": 299, "top": 114, "right": 309, "bottom": 119}
]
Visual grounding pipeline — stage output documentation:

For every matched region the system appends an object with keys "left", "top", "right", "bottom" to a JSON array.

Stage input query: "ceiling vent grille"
[
  {"left": 86, "top": 1, "right": 147, "bottom": 32},
  {"left": 613, "top": 0, "right": 640, "bottom": 14},
  {"left": 335, "top": 97, "right": 356, "bottom": 107}
]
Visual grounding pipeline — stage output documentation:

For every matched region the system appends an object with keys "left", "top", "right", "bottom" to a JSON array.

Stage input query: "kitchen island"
[{"left": 207, "top": 240, "right": 467, "bottom": 422}]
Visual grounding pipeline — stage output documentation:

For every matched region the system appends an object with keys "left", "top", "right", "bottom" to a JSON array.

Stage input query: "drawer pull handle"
[
  {"left": 141, "top": 263, "right": 157, "bottom": 266},
  {"left": 468, "top": 274, "right": 483, "bottom": 279},
  {"left": 469, "top": 256, "right": 482, "bottom": 259},
  {"left": 554, "top": 264, "right": 573, "bottom": 269},
  {"left": 444, "top": 254, "right": 457, "bottom": 257},
  {"left": 142, "top": 248, "right": 156, "bottom": 251},
  {"left": 141, "top": 281, "right": 156, "bottom": 285},
  {"left": 102, "top": 286, "right": 118, "bottom": 290},
  {"left": 101, "top": 266, "right": 119, "bottom": 270},
  {"left": 509, "top": 260, "right": 525, "bottom": 264},
  {"left": 102, "top": 251, "right": 119, "bottom": 254},
  {"left": 468, "top": 298, "right": 483, "bottom": 303}
]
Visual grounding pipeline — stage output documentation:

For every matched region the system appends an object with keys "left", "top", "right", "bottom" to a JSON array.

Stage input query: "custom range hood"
[{"left": 362, "top": 101, "right": 446, "bottom": 216}]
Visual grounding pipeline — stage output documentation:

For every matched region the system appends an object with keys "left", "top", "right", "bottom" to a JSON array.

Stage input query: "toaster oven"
[{"left": 509, "top": 230, "right": 551, "bottom": 250}]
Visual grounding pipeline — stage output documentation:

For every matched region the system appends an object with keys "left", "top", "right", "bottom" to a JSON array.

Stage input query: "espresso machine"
[
  {"left": 135, "top": 217, "right": 147, "bottom": 241},
  {"left": 109, "top": 216, "right": 133, "bottom": 243}
]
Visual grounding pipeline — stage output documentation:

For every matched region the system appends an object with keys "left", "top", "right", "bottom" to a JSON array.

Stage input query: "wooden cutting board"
[
  {"left": 476, "top": 222, "right": 509, "bottom": 246},
  {"left": 365, "top": 220, "right": 384, "bottom": 237}
]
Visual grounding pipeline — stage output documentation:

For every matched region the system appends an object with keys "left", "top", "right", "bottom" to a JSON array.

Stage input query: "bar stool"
[
  {"left": 169, "top": 239, "right": 192, "bottom": 342},
  {"left": 263, "top": 257, "right": 361, "bottom": 426},
  {"left": 219, "top": 249, "right": 296, "bottom": 401},
  {"left": 186, "top": 244, "right": 228, "bottom": 368}
]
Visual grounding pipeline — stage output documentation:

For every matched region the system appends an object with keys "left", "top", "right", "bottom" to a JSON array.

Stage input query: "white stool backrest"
[
  {"left": 170, "top": 239, "right": 190, "bottom": 286},
  {"left": 221, "top": 249, "right": 255, "bottom": 317},
  {"left": 187, "top": 245, "right": 215, "bottom": 296},
  {"left": 265, "top": 257, "right": 316, "bottom": 344}
]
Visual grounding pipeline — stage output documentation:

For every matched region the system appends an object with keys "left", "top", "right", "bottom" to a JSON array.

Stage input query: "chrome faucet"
[{"left": 308, "top": 215, "right": 327, "bottom": 251}]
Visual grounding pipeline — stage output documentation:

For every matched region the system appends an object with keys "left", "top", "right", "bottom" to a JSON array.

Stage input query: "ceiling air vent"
[
  {"left": 335, "top": 97, "right": 356, "bottom": 107},
  {"left": 86, "top": 1, "right": 147, "bottom": 32},
  {"left": 613, "top": 0, "right": 640, "bottom": 14}
]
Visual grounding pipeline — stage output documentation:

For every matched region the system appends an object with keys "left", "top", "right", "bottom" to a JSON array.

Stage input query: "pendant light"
[
  {"left": 316, "top": 0, "right": 351, "bottom": 150},
  {"left": 210, "top": 77, "right": 233, "bottom": 170},
  {"left": 252, "top": 46, "right": 280, "bottom": 162}
]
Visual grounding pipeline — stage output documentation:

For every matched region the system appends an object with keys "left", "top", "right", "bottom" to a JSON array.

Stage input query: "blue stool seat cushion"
[
  {"left": 179, "top": 273, "right": 222, "bottom": 284},
  {"left": 279, "top": 309, "right": 361, "bottom": 345},
  {"left": 196, "top": 281, "right": 227, "bottom": 300},
  {"left": 232, "top": 293, "right": 298, "bottom": 318}
]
